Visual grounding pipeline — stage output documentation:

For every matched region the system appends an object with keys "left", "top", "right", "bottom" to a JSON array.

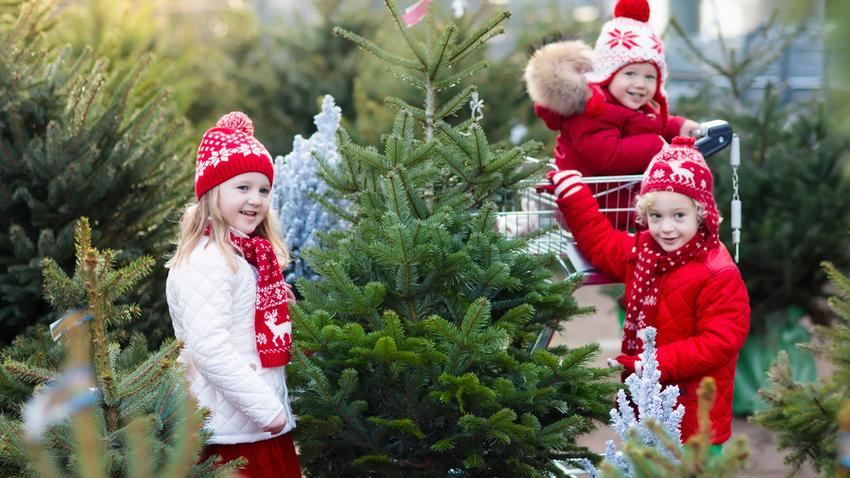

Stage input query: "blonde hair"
[
  {"left": 166, "top": 186, "right": 289, "bottom": 272},
  {"left": 634, "top": 191, "right": 710, "bottom": 228}
]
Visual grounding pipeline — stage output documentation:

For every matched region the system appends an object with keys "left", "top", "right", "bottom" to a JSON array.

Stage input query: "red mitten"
[
  {"left": 612, "top": 354, "right": 643, "bottom": 375},
  {"left": 549, "top": 169, "right": 584, "bottom": 200}
]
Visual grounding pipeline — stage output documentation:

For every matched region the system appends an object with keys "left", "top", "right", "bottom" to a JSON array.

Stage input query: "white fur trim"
[{"left": 524, "top": 41, "right": 593, "bottom": 116}]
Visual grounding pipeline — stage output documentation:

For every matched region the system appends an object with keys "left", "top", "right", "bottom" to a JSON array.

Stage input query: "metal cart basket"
[{"left": 497, "top": 120, "right": 740, "bottom": 286}]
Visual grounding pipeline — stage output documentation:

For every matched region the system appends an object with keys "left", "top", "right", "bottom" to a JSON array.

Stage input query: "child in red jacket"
[
  {"left": 524, "top": 0, "right": 699, "bottom": 176},
  {"left": 549, "top": 137, "right": 750, "bottom": 446}
]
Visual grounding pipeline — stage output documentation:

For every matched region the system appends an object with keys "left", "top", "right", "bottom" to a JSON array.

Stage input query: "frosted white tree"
[
  {"left": 577, "top": 326, "right": 686, "bottom": 478},
  {"left": 271, "top": 95, "right": 347, "bottom": 282}
]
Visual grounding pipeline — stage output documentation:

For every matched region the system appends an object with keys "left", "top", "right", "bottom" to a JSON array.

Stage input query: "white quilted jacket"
[{"left": 166, "top": 237, "right": 296, "bottom": 444}]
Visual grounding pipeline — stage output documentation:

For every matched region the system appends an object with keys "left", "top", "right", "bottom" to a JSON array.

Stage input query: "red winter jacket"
[
  {"left": 557, "top": 185, "right": 750, "bottom": 444},
  {"left": 535, "top": 88, "right": 685, "bottom": 174}
]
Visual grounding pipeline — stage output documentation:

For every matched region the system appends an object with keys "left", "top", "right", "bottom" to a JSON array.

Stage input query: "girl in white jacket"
[{"left": 166, "top": 112, "right": 300, "bottom": 477}]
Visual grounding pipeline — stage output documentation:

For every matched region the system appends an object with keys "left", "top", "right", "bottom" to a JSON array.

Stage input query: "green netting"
[{"left": 733, "top": 306, "right": 817, "bottom": 415}]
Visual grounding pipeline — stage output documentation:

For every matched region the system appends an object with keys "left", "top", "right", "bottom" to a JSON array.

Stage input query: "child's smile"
[
  {"left": 646, "top": 191, "right": 700, "bottom": 252},
  {"left": 608, "top": 62, "right": 658, "bottom": 111},
  {"left": 218, "top": 172, "right": 271, "bottom": 235}
]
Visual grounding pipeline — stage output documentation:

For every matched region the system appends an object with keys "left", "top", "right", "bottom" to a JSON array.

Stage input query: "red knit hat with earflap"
[
  {"left": 584, "top": 0, "right": 668, "bottom": 124},
  {"left": 194, "top": 112, "right": 274, "bottom": 199},
  {"left": 639, "top": 137, "right": 720, "bottom": 237}
]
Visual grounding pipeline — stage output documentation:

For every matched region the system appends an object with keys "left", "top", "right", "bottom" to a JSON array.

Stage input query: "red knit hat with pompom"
[
  {"left": 194, "top": 112, "right": 274, "bottom": 199},
  {"left": 640, "top": 137, "right": 720, "bottom": 237},
  {"left": 584, "top": 0, "right": 668, "bottom": 124}
]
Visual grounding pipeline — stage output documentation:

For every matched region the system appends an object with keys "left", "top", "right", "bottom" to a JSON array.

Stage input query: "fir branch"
[
  {"left": 343, "top": 143, "right": 389, "bottom": 172},
  {"left": 388, "top": 68, "right": 427, "bottom": 90},
  {"left": 430, "top": 437, "right": 456, "bottom": 452},
  {"left": 99, "top": 256, "right": 154, "bottom": 300},
  {"left": 2, "top": 358, "right": 56, "bottom": 385},
  {"left": 124, "top": 417, "right": 156, "bottom": 478},
  {"left": 433, "top": 60, "right": 487, "bottom": 92},
  {"left": 822, "top": 261, "right": 850, "bottom": 302},
  {"left": 312, "top": 192, "right": 358, "bottom": 223},
  {"left": 117, "top": 340, "right": 181, "bottom": 400},
  {"left": 483, "top": 142, "right": 539, "bottom": 175},
  {"left": 383, "top": 172, "right": 415, "bottom": 224},
  {"left": 447, "top": 10, "right": 509, "bottom": 64},
  {"left": 40, "top": 257, "right": 85, "bottom": 309},
  {"left": 386, "top": 111, "right": 415, "bottom": 166},
  {"left": 159, "top": 389, "right": 203, "bottom": 478},
  {"left": 332, "top": 26, "right": 420, "bottom": 70},
  {"left": 367, "top": 416, "right": 425, "bottom": 440},
  {"left": 435, "top": 143, "right": 471, "bottom": 182},
  {"left": 468, "top": 125, "right": 490, "bottom": 172},
  {"left": 503, "top": 155, "right": 547, "bottom": 188},
  {"left": 436, "top": 119, "right": 477, "bottom": 160},
  {"left": 396, "top": 169, "right": 430, "bottom": 219},
  {"left": 435, "top": 85, "right": 476, "bottom": 121},
  {"left": 427, "top": 25, "right": 456, "bottom": 80},
  {"left": 385, "top": 135, "right": 404, "bottom": 168},
  {"left": 382, "top": 0, "right": 429, "bottom": 68},
  {"left": 384, "top": 96, "right": 427, "bottom": 124}
]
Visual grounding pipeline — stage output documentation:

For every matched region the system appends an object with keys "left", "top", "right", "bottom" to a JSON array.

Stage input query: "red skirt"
[{"left": 200, "top": 432, "right": 302, "bottom": 478}]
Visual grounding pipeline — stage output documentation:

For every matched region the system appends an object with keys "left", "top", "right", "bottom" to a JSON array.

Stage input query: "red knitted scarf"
[
  {"left": 207, "top": 228, "right": 292, "bottom": 367},
  {"left": 622, "top": 229, "right": 714, "bottom": 356}
]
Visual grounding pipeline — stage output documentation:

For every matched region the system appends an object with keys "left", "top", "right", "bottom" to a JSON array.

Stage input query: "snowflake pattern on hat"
[
  {"left": 193, "top": 112, "right": 275, "bottom": 199},
  {"left": 583, "top": 0, "right": 670, "bottom": 126}
]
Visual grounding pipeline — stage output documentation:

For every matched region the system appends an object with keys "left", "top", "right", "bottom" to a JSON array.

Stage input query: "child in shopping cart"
[
  {"left": 525, "top": 0, "right": 699, "bottom": 228},
  {"left": 548, "top": 136, "right": 749, "bottom": 447}
]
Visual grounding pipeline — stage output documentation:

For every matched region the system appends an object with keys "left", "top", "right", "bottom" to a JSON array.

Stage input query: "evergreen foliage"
[
  {"left": 0, "top": 0, "right": 193, "bottom": 343},
  {"left": 289, "top": 2, "right": 618, "bottom": 476},
  {"left": 271, "top": 95, "right": 348, "bottom": 284},
  {"left": 216, "top": 0, "right": 382, "bottom": 155},
  {"left": 670, "top": 17, "right": 850, "bottom": 331},
  {"left": 0, "top": 218, "right": 235, "bottom": 477},
  {"left": 752, "top": 261, "right": 850, "bottom": 476},
  {"left": 47, "top": 0, "right": 256, "bottom": 138},
  {"left": 346, "top": 1, "right": 600, "bottom": 150}
]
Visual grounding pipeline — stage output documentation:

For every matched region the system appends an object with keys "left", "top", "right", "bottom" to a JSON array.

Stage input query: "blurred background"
[
  {"left": 1, "top": 0, "right": 849, "bottom": 475},
  {"left": 2, "top": 0, "right": 847, "bottom": 400}
]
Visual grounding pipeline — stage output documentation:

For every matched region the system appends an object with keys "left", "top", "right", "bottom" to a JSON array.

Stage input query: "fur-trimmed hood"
[{"left": 524, "top": 40, "right": 593, "bottom": 117}]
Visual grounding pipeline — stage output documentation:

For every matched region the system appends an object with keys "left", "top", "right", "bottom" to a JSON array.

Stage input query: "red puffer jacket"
[
  {"left": 557, "top": 184, "right": 750, "bottom": 444},
  {"left": 535, "top": 88, "right": 685, "bottom": 175}
]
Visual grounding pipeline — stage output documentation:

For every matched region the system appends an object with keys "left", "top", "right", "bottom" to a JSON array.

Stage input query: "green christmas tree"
[
  {"left": 669, "top": 14, "right": 850, "bottom": 332},
  {"left": 0, "top": 0, "right": 193, "bottom": 343},
  {"left": 289, "top": 2, "right": 618, "bottom": 476},
  {"left": 0, "top": 218, "right": 237, "bottom": 477},
  {"left": 751, "top": 260, "right": 850, "bottom": 476}
]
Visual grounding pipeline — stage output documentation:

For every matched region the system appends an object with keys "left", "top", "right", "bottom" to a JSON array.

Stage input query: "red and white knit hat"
[
  {"left": 640, "top": 136, "right": 720, "bottom": 236},
  {"left": 194, "top": 112, "right": 274, "bottom": 199},
  {"left": 584, "top": 0, "right": 668, "bottom": 121}
]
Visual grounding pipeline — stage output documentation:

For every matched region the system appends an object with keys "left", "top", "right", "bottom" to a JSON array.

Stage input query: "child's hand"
[
  {"left": 547, "top": 170, "right": 584, "bottom": 200},
  {"left": 609, "top": 354, "right": 643, "bottom": 375},
  {"left": 283, "top": 284, "right": 296, "bottom": 305},
  {"left": 265, "top": 410, "right": 288, "bottom": 435},
  {"left": 679, "top": 119, "right": 701, "bottom": 138}
]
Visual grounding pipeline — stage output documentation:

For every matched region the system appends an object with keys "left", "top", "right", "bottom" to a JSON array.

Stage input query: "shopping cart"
[{"left": 497, "top": 120, "right": 741, "bottom": 286}]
